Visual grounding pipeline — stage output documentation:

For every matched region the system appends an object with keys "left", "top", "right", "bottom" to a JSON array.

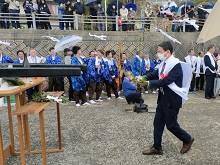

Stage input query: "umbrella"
[
  {"left": 107, "top": 0, "right": 123, "bottom": 16},
  {"left": 85, "top": 0, "right": 102, "bottom": 6},
  {"left": 53, "top": 0, "right": 66, "bottom": 4},
  {"left": 125, "top": 3, "right": 137, "bottom": 12},
  {"left": 183, "top": 1, "right": 195, "bottom": 6},
  {"left": 163, "top": 1, "right": 178, "bottom": 12},
  {"left": 210, "top": 2, "right": 216, "bottom": 6},
  {"left": 200, "top": 2, "right": 213, "bottom": 9},
  {"left": 213, "top": 76, "right": 220, "bottom": 97},
  {"left": 200, "top": 2, "right": 212, "bottom": 6},
  {"left": 54, "top": 35, "right": 83, "bottom": 52}
]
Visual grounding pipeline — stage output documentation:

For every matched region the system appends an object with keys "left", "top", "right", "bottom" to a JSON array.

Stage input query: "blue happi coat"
[
  {"left": 132, "top": 56, "right": 145, "bottom": 76},
  {"left": 71, "top": 55, "right": 89, "bottom": 91},
  {"left": 123, "top": 59, "right": 132, "bottom": 72},
  {"left": 81, "top": 56, "right": 89, "bottom": 65},
  {"left": 152, "top": 58, "right": 162, "bottom": 71},
  {"left": 103, "top": 58, "right": 119, "bottom": 83},
  {"left": 46, "top": 55, "right": 62, "bottom": 64},
  {"left": 88, "top": 57, "right": 106, "bottom": 82},
  {"left": 14, "top": 58, "right": 22, "bottom": 63},
  {"left": 46, "top": 55, "right": 64, "bottom": 82},
  {"left": 0, "top": 55, "right": 13, "bottom": 63}
]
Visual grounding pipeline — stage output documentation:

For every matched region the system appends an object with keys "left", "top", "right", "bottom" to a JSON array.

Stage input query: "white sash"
[
  {"left": 204, "top": 52, "right": 216, "bottom": 73},
  {"left": 158, "top": 56, "right": 192, "bottom": 103},
  {"left": 184, "top": 55, "right": 196, "bottom": 70}
]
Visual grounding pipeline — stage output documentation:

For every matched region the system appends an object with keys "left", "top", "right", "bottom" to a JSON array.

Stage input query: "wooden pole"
[{"left": 117, "top": 43, "right": 123, "bottom": 91}]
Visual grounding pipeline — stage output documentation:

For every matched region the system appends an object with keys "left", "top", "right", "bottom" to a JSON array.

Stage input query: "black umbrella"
[
  {"left": 53, "top": 0, "right": 66, "bottom": 4},
  {"left": 107, "top": 0, "right": 123, "bottom": 16},
  {"left": 85, "top": 0, "right": 102, "bottom": 6}
]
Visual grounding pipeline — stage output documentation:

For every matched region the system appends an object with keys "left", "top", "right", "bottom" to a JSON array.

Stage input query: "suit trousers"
[
  {"left": 74, "top": 88, "right": 87, "bottom": 104},
  {"left": 104, "top": 79, "right": 119, "bottom": 98},
  {"left": 205, "top": 74, "right": 215, "bottom": 98},
  {"left": 153, "top": 93, "right": 191, "bottom": 150},
  {"left": 196, "top": 74, "right": 204, "bottom": 90},
  {"left": 189, "top": 73, "right": 196, "bottom": 92},
  {"left": 88, "top": 81, "right": 103, "bottom": 100},
  {"left": 125, "top": 92, "right": 144, "bottom": 105}
]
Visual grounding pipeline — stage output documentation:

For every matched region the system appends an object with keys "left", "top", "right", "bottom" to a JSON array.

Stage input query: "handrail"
[{"left": 0, "top": 12, "right": 207, "bottom": 32}]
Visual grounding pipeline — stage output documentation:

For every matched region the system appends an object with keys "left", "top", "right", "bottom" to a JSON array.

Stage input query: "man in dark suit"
[
  {"left": 142, "top": 41, "right": 194, "bottom": 155},
  {"left": 204, "top": 45, "right": 218, "bottom": 99}
]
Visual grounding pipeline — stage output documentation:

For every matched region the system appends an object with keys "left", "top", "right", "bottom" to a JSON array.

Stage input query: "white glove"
[
  {"left": 112, "top": 75, "right": 115, "bottom": 79},
  {"left": 81, "top": 71, "right": 83, "bottom": 74}
]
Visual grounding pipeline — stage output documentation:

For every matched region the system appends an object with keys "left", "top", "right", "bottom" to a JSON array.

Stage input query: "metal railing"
[{"left": 0, "top": 13, "right": 207, "bottom": 32}]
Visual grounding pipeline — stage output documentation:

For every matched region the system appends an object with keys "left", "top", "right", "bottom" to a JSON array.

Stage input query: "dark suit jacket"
[
  {"left": 204, "top": 55, "right": 217, "bottom": 76},
  {"left": 146, "top": 63, "right": 183, "bottom": 109}
]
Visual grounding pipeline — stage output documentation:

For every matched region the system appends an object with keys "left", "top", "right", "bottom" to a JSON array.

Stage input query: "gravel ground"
[{"left": 1, "top": 90, "right": 220, "bottom": 165}]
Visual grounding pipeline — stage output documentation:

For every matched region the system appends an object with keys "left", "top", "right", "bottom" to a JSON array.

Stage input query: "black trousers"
[
  {"left": 74, "top": 88, "right": 87, "bottom": 104},
  {"left": 26, "top": 86, "right": 38, "bottom": 100},
  {"left": 88, "top": 81, "right": 103, "bottom": 100},
  {"left": 189, "top": 74, "right": 196, "bottom": 92},
  {"left": 153, "top": 93, "right": 191, "bottom": 150},
  {"left": 67, "top": 77, "right": 74, "bottom": 100},
  {"left": 26, "top": 14, "right": 32, "bottom": 28},
  {"left": 125, "top": 92, "right": 144, "bottom": 105},
  {"left": 196, "top": 74, "right": 204, "bottom": 90},
  {"left": 205, "top": 74, "right": 215, "bottom": 98},
  {"left": 48, "top": 77, "right": 63, "bottom": 91},
  {"left": 104, "top": 79, "right": 119, "bottom": 98}
]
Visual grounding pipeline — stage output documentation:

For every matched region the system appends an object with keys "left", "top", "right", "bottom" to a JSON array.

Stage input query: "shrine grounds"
[{"left": 1, "top": 90, "right": 220, "bottom": 165}]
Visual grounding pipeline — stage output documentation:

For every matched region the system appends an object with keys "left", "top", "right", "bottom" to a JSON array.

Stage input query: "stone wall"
[{"left": 1, "top": 30, "right": 220, "bottom": 62}]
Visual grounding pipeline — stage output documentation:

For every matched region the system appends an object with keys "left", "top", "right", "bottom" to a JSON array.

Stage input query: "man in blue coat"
[
  {"left": 0, "top": 49, "right": 13, "bottom": 63},
  {"left": 13, "top": 50, "right": 25, "bottom": 63},
  {"left": 122, "top": 71, "right": 144, "bottom": 105},
  {"left": 142, "top": 41, "right": 194, "bottom": 155},
  {"left": 87, "top": 50, "right": 106, "bottom": 104},
  {"left": 71, "top": 46, "right": 90, "bottom": 107},
  {"left": 132, "top": 52, "right": 145, "bottom": 76},
  {"left": 103, "top": 50, "right": 123, "bottom": 100},
  {"left": 46, "top": 47, "right": 63, "bottom": 92}
]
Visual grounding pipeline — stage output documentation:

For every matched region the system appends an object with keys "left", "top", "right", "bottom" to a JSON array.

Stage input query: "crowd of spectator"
[{"left": 0, "top": 0, "right": 213, "bottom": 31}]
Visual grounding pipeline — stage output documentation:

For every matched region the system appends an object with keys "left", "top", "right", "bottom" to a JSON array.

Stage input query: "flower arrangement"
[{"left": 130, "top": 74, "right": 149, "bottom": 87}]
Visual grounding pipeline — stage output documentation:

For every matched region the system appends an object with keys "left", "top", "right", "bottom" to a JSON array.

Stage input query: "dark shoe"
[
  {"left": 205, "top": 96, "right": 211, "bottom": 99},
  {"left": 200, "top": 88, "right": 204, "bottom": 90},
  {"left": 142, "top": 147, "right": 163, "bottom": 155},
  {"left": 180, "top": 138, "right": 194, "bottom": 154},
  {"left": 211, "top": 96, "right": 216, "bottom": 99}
]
